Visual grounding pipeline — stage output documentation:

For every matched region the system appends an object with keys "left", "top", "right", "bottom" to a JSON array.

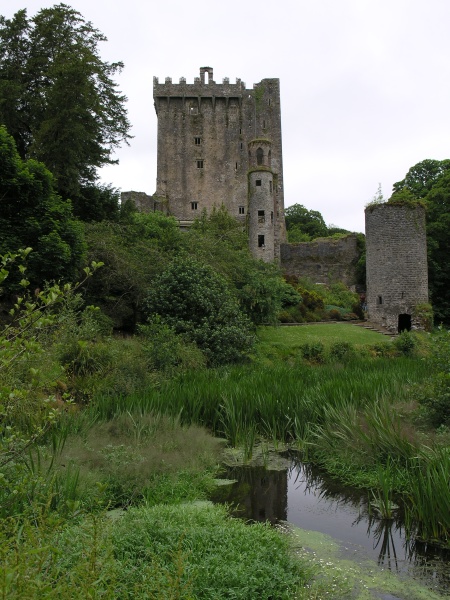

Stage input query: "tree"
[
  {"left": 72, "top": 184, "right": 121, "bottom": 222},
  {"left": 83, "top": 213, "right": 181, "bottom": 330},
  {"left": 391, "top": 159, "right": 450, "bottom": 323},
  {"left": 392, "top": 159, "right": 450, "bottom": 199},
  {"left": 423, "top": 172, "right": 450, "bottom": 322},
  {"left": 0, "top": 4, "right": 131, "bottom": 202},
  {"left": 284, "top": 204, "right": 328, "bottom": 240},
  {"left": 143, "top": 256, "right": 255, "bottom": 366},
  {"left": 0, "top": 126, "right": 85, "bottom": 289},
  {"left": 185, "top": 206, "right": 291, "bottom": 325}
]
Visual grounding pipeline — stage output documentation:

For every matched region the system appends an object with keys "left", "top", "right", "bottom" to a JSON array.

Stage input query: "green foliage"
[
  {"left": 413, "top": 303, "right": 433, "bottom": 331},
  {"left": 0, "top": 5, "right": 131, "bottom": 200},
  {"left": 392, "top": 159, "right": 450, "bottom": 198},
  {"left": 111, "top": 503, "right": 310, "bottom": 599},
  {"left": 83, "top": 213, "right": 181, "bottom": 329},
  {"left": 300, "top": 341, "right": 325, "bottom": 363},
  {"left": 393, "top": 331, "right": 417, "bottom": 356},
  {"left": 72, "top": 183, "right": 121, "bottom": 222},
  {"left": 285, "top": 203, "right": 328, "bottom": 239},
  {"left": 138, "top": 319, "right": 206, "bottom": 374},
  {"left": 419, "top": 328, "right": 450, "bottom": 426},
  {"left": 365, "top": 183, "right": 385, "bottom": 208},
  {"left": 329, "top": 340, "right": 354, "bottom": 360},
  {"left": 423, "top": 171, "right": 450, "bottom": 323},
  {"left": 143, "top": 256, "right": 255, "bottom": 366},
  {"left": 387, "top": 186, "right": 424, "bottom": 208},
  {"left": 0, "top": 126, "right": 86, "bottom": 288},
  {"left": 390, "top": 158, "right": 450, "bottom": 323},
  {"left": 281, "top": 278, "right": 361, "bottom": 323},
  {"left": 186, "top": 206, "right": 289, "bottom": 325}
]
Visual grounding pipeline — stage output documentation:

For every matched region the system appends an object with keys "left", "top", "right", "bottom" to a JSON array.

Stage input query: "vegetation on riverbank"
[{"left": 1, "top": 245, "right": 449, "bottom": 597}]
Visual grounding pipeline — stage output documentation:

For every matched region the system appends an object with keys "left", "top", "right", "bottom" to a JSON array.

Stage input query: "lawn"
[{"left": 258, "top": 322, "right": 391, "bottom": 348}]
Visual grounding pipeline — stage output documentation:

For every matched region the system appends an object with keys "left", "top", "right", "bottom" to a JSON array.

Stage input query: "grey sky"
[{"left": 5, "top": 0, "right": 450, "bottom": 233}]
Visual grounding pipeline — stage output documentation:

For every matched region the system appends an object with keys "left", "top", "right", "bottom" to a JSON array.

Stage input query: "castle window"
[
  {"left": 235, "top": 162, "right": 238, "bottom": 170},
  {"left": 377, "top": 295, "right": 383, "bottom": 305},
  {"left": 240, "top": 142, "right": 243, "bottom": 150},
  {"left": 194, "top": 137, "right": 201, "bottom": 145},
  {"left": 255, "top": 179, "right": 262, "bottom": 187},
  {"left": 269, "top": 181, "right": 272, "bottom": 193},
  {"left": 239, "top": 206, "right": 245, "bottom": 215},
  {"left": 263, "top": 120, "right": 266, "bottom": 129},
  {"left": 191, "top": 202, "right": 198, "bottom": 210},
  {"left": 258, "top": 210, "right": 265, "bottom": 223},
  {"left": 258, "top": 234, "right": 265, "bottom": 248},
  {"left": 196, "top": 160, "right": 204, "bottom": 169},
  {"left": 271, "top": 211, "right": 274, "bottom": 224},
  {"left": 256, "top": 147, "right": 263, "bottom": 165},
  {"left": 268, "top": 99, "right": 271, "bottom": 106}
]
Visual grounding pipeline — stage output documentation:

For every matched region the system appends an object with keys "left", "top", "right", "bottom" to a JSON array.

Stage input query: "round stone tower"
[
  {"left": 365, "top": 203, "right": 429, "bottom": 333},
  {"left": 248, "top": 139, "right": 276, "bottom": 261}
]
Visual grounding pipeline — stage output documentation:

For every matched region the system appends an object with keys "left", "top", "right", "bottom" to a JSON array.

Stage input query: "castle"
[
  {"left": 121, "top": 67, "right": 429, "bottom": 333},
  {"left": 152, "top": 66, "right": 286, "bottom": 262}
]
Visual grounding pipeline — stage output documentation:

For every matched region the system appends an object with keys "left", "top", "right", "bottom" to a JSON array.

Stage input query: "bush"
[
  {"left": 419, "top": 329, "right": 450, "bottom": 426},
  {"left": 300, "top": 342, "right": 325, "bottom": 363},
  {"left": 143, "top": 256, "right": 255, "bottom": 366},
  {"left": 327, "top": 308, "right": 342, "bottom": 320},
  {"left": 393, "top": 331, "right": 417, "bottom": 356},
  {"left": 138, "top": 319, "right": 206, "bottom": 373},
  {"left": 329, "top": 341, "right": 354, "bottom": 360}
]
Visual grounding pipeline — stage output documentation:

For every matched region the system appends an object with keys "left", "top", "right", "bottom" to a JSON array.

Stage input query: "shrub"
[
  {"left": 300, "top": 342, "right": 325, "bottom": 363},
  {"left": 327, "top": 308, "right": 342, "bottom": 321},
  {"left": 143, "top": 256, "right": 255, "bottom": 366},
  {"left": 138, "top": 319, "right": 206, "bottom": 373},
  {"left": 393, "top": 331, "right": 417, "bottom": 356},
  {"left": 418, "top": 329, "right": 450, "bottom": 426},
  {"left": 329, "top": 341, "right": 354, "bottom": 360}
]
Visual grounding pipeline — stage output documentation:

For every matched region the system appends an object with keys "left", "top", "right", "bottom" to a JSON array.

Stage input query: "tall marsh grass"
[
  {"left": 92, "top": 357, "right": 427, "bottom": 450},
  {"left": 404, "top": 447, "right": 450, "bottom": 543}
]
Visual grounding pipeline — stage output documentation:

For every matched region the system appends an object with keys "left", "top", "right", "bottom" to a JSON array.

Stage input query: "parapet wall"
[{"left": 280, "top": 234, "right": 360, "bottom": 286}]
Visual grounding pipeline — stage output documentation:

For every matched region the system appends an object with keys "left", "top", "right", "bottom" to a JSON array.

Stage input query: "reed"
[
  {"left": 370, "top": 459, "right": 399, "bottom": 520},
  {"left": 90, "top": 357, "right": 426, "bottom": 461},
  {"left": 404, "top": 447, "right": 450, "bottom": 543}
]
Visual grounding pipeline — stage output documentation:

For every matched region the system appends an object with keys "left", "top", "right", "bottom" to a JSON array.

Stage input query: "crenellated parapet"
[{"left": 153, "top": 67, "right": 247, "bottom": 99}]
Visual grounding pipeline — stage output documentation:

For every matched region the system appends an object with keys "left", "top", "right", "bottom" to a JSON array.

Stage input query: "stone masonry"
[
  {"left": 280, "top": 234, "right": 360, "bottom": 287},
  {"left": 152, "top": 67, "right": 286, "bottom": 262},
  {"left": 365, "top": 203, "right": 429, "bottom": 333}
]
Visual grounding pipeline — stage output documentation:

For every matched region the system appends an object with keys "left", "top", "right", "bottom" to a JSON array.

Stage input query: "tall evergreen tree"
[{"left": 0, "top": 4, "right": 131, "bottom": 202}]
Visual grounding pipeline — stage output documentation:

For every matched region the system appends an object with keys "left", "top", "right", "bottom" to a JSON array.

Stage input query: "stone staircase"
[{"left": 351, "top": 321, "right": 397, "bottom": 337}]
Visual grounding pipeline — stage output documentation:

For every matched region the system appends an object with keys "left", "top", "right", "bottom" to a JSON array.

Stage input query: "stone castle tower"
[
  {"left": 153, "top": 67, "right": 286, "bottom": 261},
  {"left": 365, "top": 203, "right": 429, "bottom": 333}
]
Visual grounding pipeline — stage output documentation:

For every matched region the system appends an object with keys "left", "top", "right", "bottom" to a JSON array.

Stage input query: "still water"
[{"left": 212, "top": 458, "right": 450, "bottom": 596}]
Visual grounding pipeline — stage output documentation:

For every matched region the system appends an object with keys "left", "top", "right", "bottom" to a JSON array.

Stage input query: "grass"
[
  {"left": 2, "top": 323, "right": 447, "bottom": 598},
  {"left": 257, "top": 323, "right": 391, "bottom": 348}
]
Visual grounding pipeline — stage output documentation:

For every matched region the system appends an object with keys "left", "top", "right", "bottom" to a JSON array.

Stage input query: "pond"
[{"left": 211, "top": 457, "right": 450, "bottom": 598}]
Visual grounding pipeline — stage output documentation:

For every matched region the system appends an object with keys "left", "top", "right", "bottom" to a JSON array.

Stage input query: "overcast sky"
[{"left": 5, "top": 0, "right": 450, "bottom": 233}]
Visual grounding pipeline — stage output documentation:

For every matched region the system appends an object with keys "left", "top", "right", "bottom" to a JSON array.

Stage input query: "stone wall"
[
  {"left": 153, "top": 67, "right": 286, "bottom": 262},
  {"left": 280, "top": 234, "right": 360, "bottom": 286},
  {"left": 365, "top": 203, "right": 428, "bottom": 332},
  {"left": 120, "top": 191, "right": 168, "bottom": 214}
]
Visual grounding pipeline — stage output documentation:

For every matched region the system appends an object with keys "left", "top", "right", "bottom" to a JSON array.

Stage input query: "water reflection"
[{"left": 212, "top": 458, "right": 450, "bottom": 594}]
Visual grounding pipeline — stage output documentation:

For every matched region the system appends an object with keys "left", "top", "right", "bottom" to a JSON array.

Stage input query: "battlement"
[{"left": 153, "top": 66, "right": 247, "bottom": 98}]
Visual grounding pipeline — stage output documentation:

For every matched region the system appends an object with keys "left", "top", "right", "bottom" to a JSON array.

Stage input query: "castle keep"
[{"left": 153, "top": 67, "right": 286, "bottom": 261}]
